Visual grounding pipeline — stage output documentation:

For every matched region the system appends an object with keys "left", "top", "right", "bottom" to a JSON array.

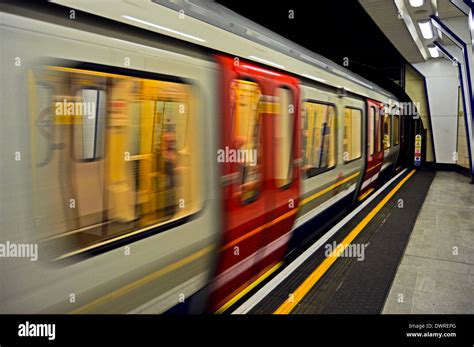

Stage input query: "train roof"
[{"left": 50, "top": 0, "right": 398, "bottom": 102}]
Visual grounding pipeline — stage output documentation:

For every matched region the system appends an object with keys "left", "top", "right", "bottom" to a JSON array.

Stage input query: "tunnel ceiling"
[{"left": 360, "top": 0, "right": 467, "bottom": 64}]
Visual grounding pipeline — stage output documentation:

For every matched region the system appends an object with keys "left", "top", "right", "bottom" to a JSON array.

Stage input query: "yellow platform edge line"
[{"left": 274, "top": 169, "right": 416, "bottom": 314}]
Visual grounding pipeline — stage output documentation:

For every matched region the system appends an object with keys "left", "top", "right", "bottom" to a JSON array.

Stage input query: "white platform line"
[{"left": 232, "top": 168, "right": 408, "bottom": 314}]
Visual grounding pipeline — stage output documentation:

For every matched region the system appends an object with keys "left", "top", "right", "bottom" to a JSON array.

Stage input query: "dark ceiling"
[{"left": 216, "top": 0, "right": 405, "bottom": 89}]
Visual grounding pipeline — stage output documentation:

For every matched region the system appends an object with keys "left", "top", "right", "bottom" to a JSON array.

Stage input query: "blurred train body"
[{"left": 0, "top": 0, "right": 414, "bottom": 314}]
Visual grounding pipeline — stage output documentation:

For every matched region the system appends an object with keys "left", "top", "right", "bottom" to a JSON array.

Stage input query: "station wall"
[
  {"left": 404, "top": 64, "right": 435, "bottom": 162},
  {"left": 413, "top": 59, "right": 460, "bottom": 164}
]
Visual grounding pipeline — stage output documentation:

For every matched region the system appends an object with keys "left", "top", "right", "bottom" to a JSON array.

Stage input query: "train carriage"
[{"left": 0, "top": 0, "right": 410, "bottom": 314}]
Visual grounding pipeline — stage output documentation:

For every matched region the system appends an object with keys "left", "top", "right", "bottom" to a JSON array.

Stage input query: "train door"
[
  {"left": 210, "top": 55, "right": 300, "bottom": 313},
  {"left": 359, "top": 99, "right": 384, "bottom": 199},
  {"left": 381, "top": 106, "right": 400, "bottom": 175},
  {"left": 254, "top": 83, "right": 300, "bottom": 282}
]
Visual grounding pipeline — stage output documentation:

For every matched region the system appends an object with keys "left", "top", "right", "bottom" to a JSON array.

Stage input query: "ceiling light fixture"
[
  {"left": 409, "top": 0, "right": 425, "bottom": 7},
  {"left": 427, "top": 45, "right": 440, "bottom": 58},
  {"left": 418, "top": 20, "right": 434, "bottom": 39}
]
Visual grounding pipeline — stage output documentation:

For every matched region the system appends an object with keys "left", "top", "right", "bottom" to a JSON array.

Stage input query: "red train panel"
[
  {"left": 359, "top": 99, "right": 385, "bottom": 198},
  {"left": 209, "top": 55, "right": 301, "bottom": 312}
]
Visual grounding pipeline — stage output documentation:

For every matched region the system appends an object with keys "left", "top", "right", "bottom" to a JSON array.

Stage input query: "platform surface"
[
  {"left": 241, "top": 169, "right": 437, "bottom": 314},
  {"left": 383, "top": 171, "right": 474, "bottom": 314}
]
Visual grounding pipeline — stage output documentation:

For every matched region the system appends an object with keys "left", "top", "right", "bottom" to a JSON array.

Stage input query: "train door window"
[
  {"left": 232, "top": 79, "right": 262, "bottom": 204},
  {"left": 369, "top": 106, "right": 375, "bottom": 155},
  {"left": 343, "top": 107, "right": 362, "bottom": 162},
  {"left": 383, "top": 113, "right": 391, "bottom": 150},
  {"left": 393, "top": 114, "right": 400, "bottom": 145},
  {"left": 73, "top": 89, "right": 106, "bottom": 160},
  {"left": 302, "top": 101, "right": 336, "bottom": 178},
  {"left": 275, "top": 87, "right": 294, "bottom": 188},
  {"left": 375, "top": 107, "right": 382, "bottom": 153}
]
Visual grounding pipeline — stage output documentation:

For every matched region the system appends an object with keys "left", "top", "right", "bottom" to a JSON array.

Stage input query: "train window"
[
  {"left": 275, "top": 87, "right": 294, "bottom": 188},
  {"left": 343, "top": 107, "right": 362, "bottom": 162},
  {"left": 375, "top": 107, "right": 382, "bottom": 153},
  {"left": 383, "top": 114, "right": 391, "bottom": 150},
  {"left": 232, "top": 79, "right": 262, "bottom": 204},
  {"left": 369, "top": 106, "right": 375, "bottom": 155},
  {"left": 32, "top": 65, "right": 202, "bottom": 259},
  {"left": 393, "top": 114, "right": 400, "bottom": 145},
  {"left": 302, "top": 101, "right": 336, "bottom": 177},
  {"left": 73, "top": 89, "right": 106, "bottom": 160}
]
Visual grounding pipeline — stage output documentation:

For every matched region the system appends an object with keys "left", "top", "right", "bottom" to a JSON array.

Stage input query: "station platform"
[
  {"left": 230, "top": 168, "right": 473, "bottom": 314},
  {"left": 383, "top": 171, "right": 474, "bottom": 314}
]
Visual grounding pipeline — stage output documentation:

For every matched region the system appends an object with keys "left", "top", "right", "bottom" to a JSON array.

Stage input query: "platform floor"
[{"left": 383, "top": 171, "right": 474, "bottom": 314}]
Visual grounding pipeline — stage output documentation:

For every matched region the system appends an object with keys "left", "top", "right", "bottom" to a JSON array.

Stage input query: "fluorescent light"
[
  {"left": 248, "top": 56, "right": 285, "bottom": 69},
  {"left": 242, "top": 65, "right": 281, "bottom": 76},
  {"left": 121, "top": 15, "right": 206, "bottom": 43},
  {"left": 418, "top": 20, "right": 434, "bottom": 39},
  {"left": 428, "top": 45, "right": 440, "bottom": 58},
  {"left": 302, "top": 74, "right": 327, "bottom": 83},
  {"left": 409, "top": 0, "right": 424, "bottom": 7}
]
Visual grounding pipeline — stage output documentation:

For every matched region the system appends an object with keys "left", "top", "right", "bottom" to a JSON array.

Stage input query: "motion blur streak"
[{"left": 70, "top": 246, "right": 214, "bottom": 314}]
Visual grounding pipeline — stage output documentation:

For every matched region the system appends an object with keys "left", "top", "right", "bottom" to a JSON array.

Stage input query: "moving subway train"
[{"left": 0, "top": 0, "right": 419, "bottom": 314}]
